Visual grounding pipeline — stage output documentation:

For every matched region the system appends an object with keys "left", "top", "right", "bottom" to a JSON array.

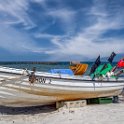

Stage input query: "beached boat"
[{"left": 0, "top": 66, "right": 124, "bottom": 107}]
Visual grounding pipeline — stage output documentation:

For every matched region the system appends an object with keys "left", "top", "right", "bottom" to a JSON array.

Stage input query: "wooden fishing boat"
[{"left": 0, "top": 66, "right": 124, "bottom": 107}]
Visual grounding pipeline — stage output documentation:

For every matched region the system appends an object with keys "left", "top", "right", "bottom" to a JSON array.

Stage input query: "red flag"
[{"left": 117, "top": 58, "right": 124, "bottom": 68}]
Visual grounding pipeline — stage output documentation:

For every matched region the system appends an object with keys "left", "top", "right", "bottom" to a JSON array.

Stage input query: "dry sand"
[{"left": 0, "top": 96, "right": 124, "bottom": 124}]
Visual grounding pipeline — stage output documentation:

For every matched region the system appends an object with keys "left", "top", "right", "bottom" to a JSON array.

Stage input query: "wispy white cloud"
[
  {"left": 0, "top": 0, "right": 47, "bottom": 54},
  {"left": 0, "top": 0, "right": 42, "bottom": 29},
  {"left": 42, "top": 0, "right": 124, "bottom": 60},
  {"left": 0, "top": 0, "right": 124, "bottom": 60},
  {"left": 35, "top": 33, "right": 60, "bottom": 39},
  {"left": 0, "top": 24, "right": 35, "bottom": 52},
  {"left": 47, "top": 8, "right": 77, "bottom": 33},
  {"left": 47, "top": 8, "right": 76, "bottom": 23}
]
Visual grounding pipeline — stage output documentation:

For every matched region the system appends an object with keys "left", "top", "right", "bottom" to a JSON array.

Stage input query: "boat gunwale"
[{"left": 0, "top": 70, "right": 124, "bottom": 84}]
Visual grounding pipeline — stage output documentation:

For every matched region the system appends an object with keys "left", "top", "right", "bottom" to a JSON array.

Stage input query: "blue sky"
[{"left": 0, "top": 0, "right": 124, "bottom": 61}]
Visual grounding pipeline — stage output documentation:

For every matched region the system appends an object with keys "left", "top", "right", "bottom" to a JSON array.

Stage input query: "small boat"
[{"left": 0, "top": 66, "right": 124, "bottom": 107}]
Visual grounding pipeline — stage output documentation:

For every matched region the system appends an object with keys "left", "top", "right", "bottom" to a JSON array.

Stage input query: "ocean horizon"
[{"left": 0, "top": 61, "right": 117, "bottom": 74}]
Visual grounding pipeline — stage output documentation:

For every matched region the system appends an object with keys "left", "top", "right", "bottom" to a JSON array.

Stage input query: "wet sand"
[{"left": 0, "top": 96, "right": 124, "bottom": 124}]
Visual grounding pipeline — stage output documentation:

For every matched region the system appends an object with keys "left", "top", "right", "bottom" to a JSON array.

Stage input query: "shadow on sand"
[{"left": 0, "top": 104, "right": 56, "bottom": 115}]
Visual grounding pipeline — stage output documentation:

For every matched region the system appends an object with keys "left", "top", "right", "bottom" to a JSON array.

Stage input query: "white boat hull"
[{"left": 0, "top": 66, "right": 124, "bottom": 107}]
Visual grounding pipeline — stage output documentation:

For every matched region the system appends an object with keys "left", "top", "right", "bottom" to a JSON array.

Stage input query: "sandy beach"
[{"left": 0, "top": 96, "right": 124, "bottom": 124}]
